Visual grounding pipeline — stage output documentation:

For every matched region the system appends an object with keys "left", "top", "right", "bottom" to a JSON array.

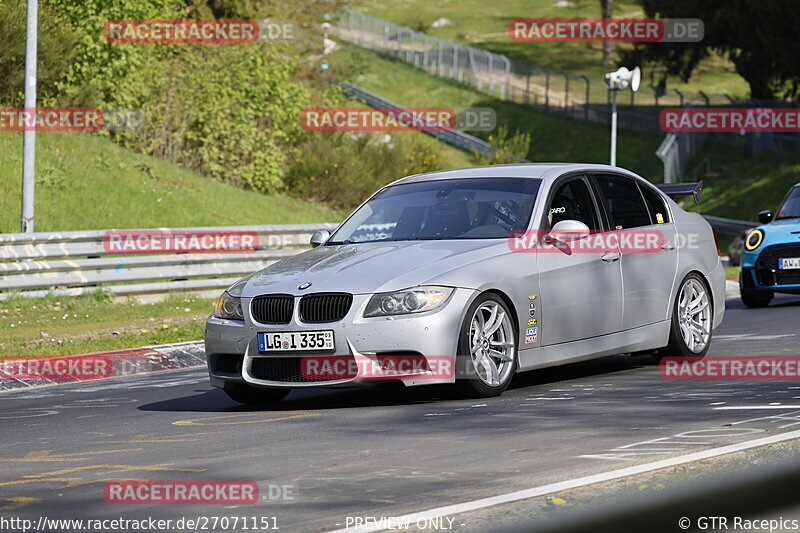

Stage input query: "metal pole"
[
  {"left": 610, "top": 89, "right": 618, "bottom": 166},
  {"left": 21, "top": 0, "right": 38, "bottom": 233}
]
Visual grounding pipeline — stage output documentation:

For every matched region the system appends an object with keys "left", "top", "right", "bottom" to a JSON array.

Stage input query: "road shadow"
[{"left": 138, "top": 354, "right": 655, "bottom": 413}]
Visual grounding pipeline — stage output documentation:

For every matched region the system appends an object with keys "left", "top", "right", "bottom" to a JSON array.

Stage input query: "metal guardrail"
[
  {"left": 0, "top": 213, "right": 753, "bottom": 301},
  {"left": 342, "top": 83, "right": 532, "bottom": 162},
  {"left": 0, "top": 224, "right": 337, "bottom": 300}
]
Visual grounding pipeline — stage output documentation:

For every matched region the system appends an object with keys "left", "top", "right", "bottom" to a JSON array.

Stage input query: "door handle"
[
  {"left": 601, "top": 252, "right": 621, "bottom": 263},
  {"left": 661, "top": 241, "right": 676, "bottom": 251}
]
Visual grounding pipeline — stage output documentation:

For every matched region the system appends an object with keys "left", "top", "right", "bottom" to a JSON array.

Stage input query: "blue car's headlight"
[
  {"left": 214, "top": 275, "right": 252, "bottom": 320},
  {"left": 364, "top": 286, "right": 453, "bottom": 317},
  {"left": 744, "top": 229, "right": 764, "bottom": 251}
]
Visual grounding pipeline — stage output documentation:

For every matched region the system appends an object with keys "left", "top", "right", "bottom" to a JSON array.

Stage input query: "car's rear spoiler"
[{"left": 655, "top": 181, "right": 703, "bottom": 203}]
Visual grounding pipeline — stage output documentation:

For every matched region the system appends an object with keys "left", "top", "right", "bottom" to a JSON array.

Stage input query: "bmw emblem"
[{"left": 298, "top": 282, "right": 312, "bottom": 290}]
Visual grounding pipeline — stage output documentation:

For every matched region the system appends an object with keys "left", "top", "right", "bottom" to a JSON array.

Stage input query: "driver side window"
[{"left": 547, "top": 177, "right": 601, "bottom": 230}]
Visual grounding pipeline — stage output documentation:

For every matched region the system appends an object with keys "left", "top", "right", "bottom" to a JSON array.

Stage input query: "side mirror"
[
  {"left": 547, "top": 220, "right": 591, "bottom": 243},
  {"left": 310, "top": 230, "right": 330, "bottom": 248},
  {"left": 758, "top": 210, "right": 773, "bottom": 224}
]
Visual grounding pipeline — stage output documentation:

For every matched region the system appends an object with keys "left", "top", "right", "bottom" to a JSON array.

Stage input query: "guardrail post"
[
  {"left": 544, "top": 67, "right": 550, "bottom": 108},
  {"left": 438, "top": 38, "right": 444, "bottom": 76},
  {"left": 525, "top": 68, "right": 532, "bottom": 104},
  {"left": 486, "top": 51, "right": 494, "bottom": 95},
  {"left": 422, "top": 34, "right": 429, "bottom": 71},
  {"left": 675, "top": 89, "right": 684, "bottom": 107},
  {"left": 581, "top": 75, "right": 589, "bottom": 121},
  {"left": 500, "top": 55, "right": 511, "bottom": 100}
]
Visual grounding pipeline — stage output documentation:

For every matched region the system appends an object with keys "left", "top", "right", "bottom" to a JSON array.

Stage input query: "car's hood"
[
  {"left": 243, "top": 240, "right": 506, "bottom": 297},
  {"left": 758, "top": 218, "right": 800, "bottom": 240}
]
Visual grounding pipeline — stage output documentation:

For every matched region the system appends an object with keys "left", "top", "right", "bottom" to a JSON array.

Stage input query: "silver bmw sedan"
[{"left": 205, "top": 164, "right": 725, "bottom": 404}]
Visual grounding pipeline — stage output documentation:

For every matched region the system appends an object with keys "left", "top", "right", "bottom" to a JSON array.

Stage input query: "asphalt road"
[{"left": 2, "top": 293, "right": 800, "bottom": 532}]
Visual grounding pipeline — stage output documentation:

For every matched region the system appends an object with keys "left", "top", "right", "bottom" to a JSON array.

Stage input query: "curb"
[
  {"left": 725, "top": 279, "right": 740, "bottom": 300},
  {"left": 0, "top": 341, "right": 205, "bottom": 393}
]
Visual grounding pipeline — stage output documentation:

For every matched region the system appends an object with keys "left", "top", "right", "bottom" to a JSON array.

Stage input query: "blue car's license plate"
[
  {"left": 257, "top": 331, "right": 335, "bottom": 352},
  {"left": 778, "top": 257, "right": 800, "bottom": 270}
]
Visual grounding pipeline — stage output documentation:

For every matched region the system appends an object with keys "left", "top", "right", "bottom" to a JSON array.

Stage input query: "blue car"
[{"left": 740, "top": 183, "right": 800, "bottom": 307}]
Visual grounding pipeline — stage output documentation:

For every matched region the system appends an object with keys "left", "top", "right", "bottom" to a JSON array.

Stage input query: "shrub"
[
  {"left": 113, "top": 43, "right": 309, "bottom": 193},
  {"left": 285, "top": 131, "right": 444, "bottom": 210}
]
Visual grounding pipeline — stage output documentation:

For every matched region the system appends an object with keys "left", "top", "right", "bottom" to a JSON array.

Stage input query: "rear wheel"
[
  {"left": 658, "top": 273, "right": 713, "bottom": 359},
  {"left": 740, "top": 289, "right": 773, "bottom": 308},
  {"left": 223, "top": 383, "right": 290, "bottom": 406},
  {"left": 456, "top": 293, "right": 517, "bottom": 398}
]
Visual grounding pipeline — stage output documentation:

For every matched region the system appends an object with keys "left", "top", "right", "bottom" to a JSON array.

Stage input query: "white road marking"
[
  {"left": 714, "top": 405, "right": 800, "bottom": 410},
  {"left": 325, "top": 429, "right": 800, "bottom": 533},
  {"left": 715, "top": 334, "right": 795, "bottom": 341}
]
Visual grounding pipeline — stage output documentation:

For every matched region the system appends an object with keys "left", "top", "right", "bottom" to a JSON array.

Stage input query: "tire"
[
  {"left": 741, "top": 289, "right": 773, "bottom": 308},
  {"left": 455, "top": 293, "right": 518, "bottom": 398},
  {"left": 657, "top": 273, "right": 713, "bottom": 359},
  {"left": 223, "top": 383, "right": 290, "bottom": 406}
]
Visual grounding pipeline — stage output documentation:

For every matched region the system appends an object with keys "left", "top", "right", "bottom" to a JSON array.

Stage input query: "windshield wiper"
[
  {"left": 775, "top": 216, "right": 800, "bottom": 221},
  {"left": 324, "top": 239, "right": 353, "bottom": 245}
]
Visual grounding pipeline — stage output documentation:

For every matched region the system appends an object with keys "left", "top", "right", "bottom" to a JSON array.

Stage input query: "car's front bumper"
[
  {"left": 741, "top": 243, "right": 800, "bottom": 293},
  {"left": 204, "top": 288, "right": 477, "bottom": 389}
]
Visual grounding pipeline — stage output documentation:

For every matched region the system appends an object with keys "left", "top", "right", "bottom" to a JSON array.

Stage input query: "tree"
[
  {"left": 600, "top": 0, "right": 613, "bottom": 67},
  {"left": 621, "top": 0, "right": 800, "bottom": 99}
]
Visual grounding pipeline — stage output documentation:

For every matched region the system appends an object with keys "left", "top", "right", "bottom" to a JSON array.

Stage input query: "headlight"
[
  {"left": 215, "top": 291, "right": 243, "bottom": 320},
  {"left": 363, "top": 286, "right": 453, "bottom": 317},
  {"left": 214, "top": 274, "right": 252, "bottom": 320},
  {"left": 745, "top": 229, "right": 764, "bottom": 251}
]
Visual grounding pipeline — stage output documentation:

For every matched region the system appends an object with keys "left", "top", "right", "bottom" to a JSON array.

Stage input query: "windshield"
[
  {"left": 328, "top": 178, "right": 542, "bottom": 243},
  {"left": 776, "top": 186, "right": 800, "bottom": 220}
]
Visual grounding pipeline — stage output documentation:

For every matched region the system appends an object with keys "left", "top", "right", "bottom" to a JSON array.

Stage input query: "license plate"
[
  {"left": 778, "top": 257, "right": 800, "bottom": 270},
  {"left": 257, "top": 331, "right": 334, "bottom": 352}
]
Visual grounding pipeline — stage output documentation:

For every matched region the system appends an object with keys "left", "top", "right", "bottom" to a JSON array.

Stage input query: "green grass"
[
  {"left": 725, "top": 266, "right": 740, "bottom": 281},
  {"left": 0, "top": 131, "right": 346, "bottom": 233},
  {"left": 0, "top": 291, "right": 214, "bottom": 357},
  {"left": 356, "top": 0, "right": 750, "bottom": 101},
  {"left": 682, "top": 146, "right": 800, "bottom": 222}
]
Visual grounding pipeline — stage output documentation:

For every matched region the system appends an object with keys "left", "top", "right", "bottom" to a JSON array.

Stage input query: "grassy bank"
[
  {"left": 0, "top": 291, "right": 215, "bottom": 358},
  {"left": 0, "top": 131, "right": 346, "bottom": 233}
]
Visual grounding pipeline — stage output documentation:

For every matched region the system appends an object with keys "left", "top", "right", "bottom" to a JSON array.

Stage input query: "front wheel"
[
  {"left": 657, "top": 273, "right": 713, "bottom": 359},
  {"left": 456, "top": 293, "right": 517, "bottom": 398},
  {"left": 224, "top": 383, "right": 290, "bottom": 407},
  {"left": 741, "top": 289, "right": 773, "bottom": 308}
]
